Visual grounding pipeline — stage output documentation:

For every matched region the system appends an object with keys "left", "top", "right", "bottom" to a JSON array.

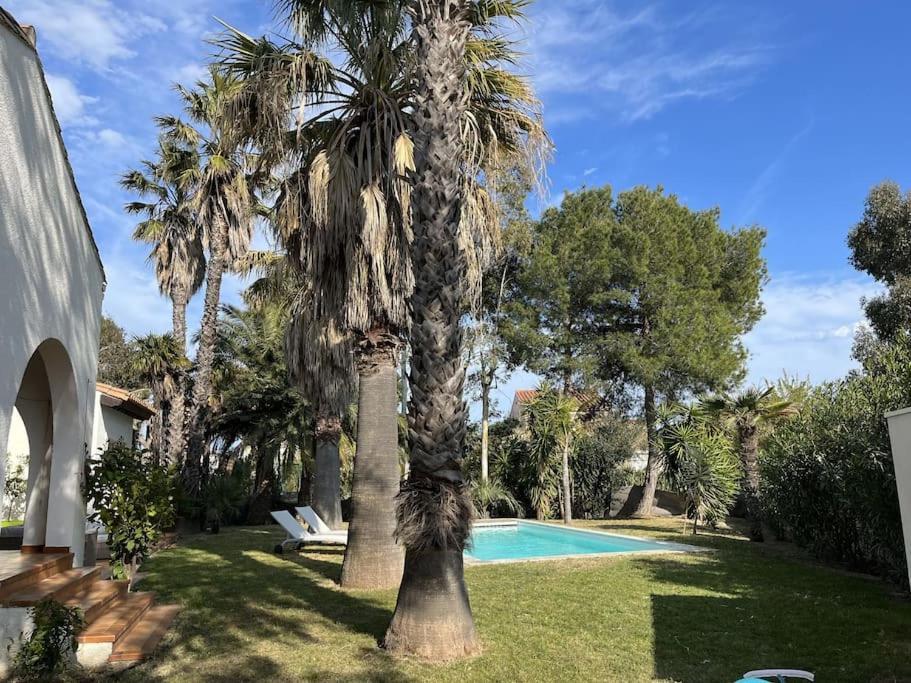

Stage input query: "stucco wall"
[
  {"left": 0, "top": 22, "right": 105, "bottom": 563},
  {"left": 90, "top": 393, "right": 136, "bottom": 456}
]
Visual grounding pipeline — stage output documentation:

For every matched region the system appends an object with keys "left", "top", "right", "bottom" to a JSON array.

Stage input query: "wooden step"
[
  {"left": 108, "top": 605, "right": 180, "bottom": 663},
  {"left": 4, "top": 566, "right": 101, "bottom": 607},
  {"left": 0, "top": 553, "right": 73, "bottom": 600},
  {"left": 65, "top": 580, "right": 124, "bottom": 624},
  {"left": 78, "top": 592, "right": 155, "bottom": 645}
]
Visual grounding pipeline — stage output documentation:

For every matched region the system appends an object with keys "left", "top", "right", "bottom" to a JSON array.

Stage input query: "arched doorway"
[{"left": 3, "top": 340, "right": 81, "bottom": 554}]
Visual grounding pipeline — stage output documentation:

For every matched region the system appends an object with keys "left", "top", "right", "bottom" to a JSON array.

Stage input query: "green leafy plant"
[
  {"left": 84, "top": 442, "right": 174, "bottom": 588},
  {"left": 469, "top": 478, "right": 521, "bottom": 519},
  {"left": 762, "top": 331, "right": 911, "bottom": 585},
  {"left": 204, "top": 468, "right": 247, "bottom": 533},
  {"left": 9, "top": 598, "right": 85, "bottom": 682},
  {"left": 659, "top": 406, "right": 739, "bottom": 534},
  {"left": 524, "top": 387, "right": 579, "bottom": 521},
  {"left": 4, "top": 462, "right": 26, "bottom": 521}
]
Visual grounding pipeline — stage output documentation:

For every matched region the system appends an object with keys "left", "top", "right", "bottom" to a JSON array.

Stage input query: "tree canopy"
[{"left": 848, "top": 181, "right": 911, "bottom": 340}]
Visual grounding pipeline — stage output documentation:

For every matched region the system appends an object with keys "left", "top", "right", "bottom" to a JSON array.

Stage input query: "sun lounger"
[
  {"left": 295, "top": 506, "right": 347, "bottom": 540},
  {"left": 738, "top": 670, "right": 815, "bottom": 682},
  {"left": 270, "top": 510, "right": 347, "bottom": 553}
]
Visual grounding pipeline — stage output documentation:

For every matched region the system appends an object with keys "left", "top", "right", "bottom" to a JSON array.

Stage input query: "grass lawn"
[
  {"left": 114, "top": 518, "right": 911, "bottom": 682},
  {"left": 1, "top": 520, "right": 22, "bottom": 528}
]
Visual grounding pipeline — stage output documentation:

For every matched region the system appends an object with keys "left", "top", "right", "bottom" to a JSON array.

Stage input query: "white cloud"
[
  {"left": 44, "top": 74, "right": 98, "bottom": 126},
  {"left": 6, "top": 0, "right": 165, "bottom": 71},
  {"left": 744, "top": 272, "right": 881, "bottom": 386},
  {"left": 166, "top": 62, "right": 208, "bottom": 87},
  {"left": 527, "top": 2, "right": 772, "bottom": 123},
  {"left": 583, "top": 167, "right": 598, "bottom": 177}
]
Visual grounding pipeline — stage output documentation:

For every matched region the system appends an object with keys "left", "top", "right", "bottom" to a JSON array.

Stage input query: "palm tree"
[
  {"left": 382, "top": 0, "right": 547, "bottom": 659},
  {"left": 122, "top": 136, "right": 205, "bottom": 465},
  {"left": 699, "top": 386, "right": 797, "bottom": 541},
  {"left": 131, "top": 334, "right": 185, "bottom": 462},
  {"left": 240, "top": 250, "right": 354, "bottom": 530},
  {"left": 658, "top": 406, "right": 739, "bottom": 534},
  {"left": 524, "top": 387, "right": 579, "bottom": 522},
  {"left": 160, "top": 68, "right": 256, "bottom": 497},
  {"left": 220, "top": 0, "right": 544, "bottom": 603},
  {"left": 220, "top": 0, "right": 544, "bottom": 593},
  {"left": 210, "top": 303, "right": 312, "bottom": 524}
]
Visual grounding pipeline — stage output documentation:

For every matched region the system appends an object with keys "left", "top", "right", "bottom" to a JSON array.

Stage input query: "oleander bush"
[{"left": 762, "top": 332, "right": 911, "bottom": 585}]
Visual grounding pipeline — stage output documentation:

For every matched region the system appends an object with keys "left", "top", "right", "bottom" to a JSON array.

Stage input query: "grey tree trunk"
[
  {"left": 166, "top": 292, "right": 188, "bottom": 466},
  {"left": 185, "top": 215, "right": 227, "bottom": 498},
  {"left": 480, "top": 381, "right": 490, "bottom": 482},
  {"left": 247, "top": 442, "right": 275, "bottom": 525},
  {"left": 384, "top": 0, "right": 478, "bottom": 660},
  {"left": 341, "top": 340, "right": 404, "bottom": 588},
  {"left": 739, "top": 424, "right": 764, "bottom": 541},
  {"left": 561, "top": 440, "right": 572, "bottom": 524},
  {"left": 559, "top": 371, "right": 572, "bottom": 524},
  {"left": 312, "top": 414, "right": 343, "bottom": 530},
  {"left": 632, "top": 382, "right": 660, "bottom": 518}
]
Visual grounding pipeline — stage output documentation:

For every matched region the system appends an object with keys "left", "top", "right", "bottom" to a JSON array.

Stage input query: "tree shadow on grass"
[
  {"left": 645, "top": 549, "right": 911, "bottom": 682},
  {"left": 112, "top": 527, "right": 411, "bottom": 681}
]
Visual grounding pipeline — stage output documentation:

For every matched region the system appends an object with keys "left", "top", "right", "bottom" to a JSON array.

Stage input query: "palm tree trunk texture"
[
  {"left": 738, "top": 424, "right": 764, "bottom": 541},
  {"left": 341, "top": 338, "right": 405, "bottom": 588},
  {"left": 480, "top": 380, "right": 490, "bottom": 482},
  {"left": 633, "top": 382, "right": 660, "bottom": 518},
  {"left": 561, "top": 440, "right": 572, "bottom": 524},
  {"left": 185, "top": 217, "right": 228, "bottom": 497},
  {"left": 312, "top": 414, "right": 343, "bottom": 529},
  {"left": 558, "top": 370, "right": 572, "bottom": 524},
  {"left": 166, "top": 291, "right": 188, "bottom": 466},
  {"left": 384, "top": 0, "right": 478, "bottom": 660}
]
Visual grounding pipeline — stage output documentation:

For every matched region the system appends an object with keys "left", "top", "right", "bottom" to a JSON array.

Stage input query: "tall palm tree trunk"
[
  {"left": 384, "top": 0, "right": 478, "bottom": 660},
  {"left": 738, "top": 424, "right": 764, "bottom": 541},
  {"left": 312, "top": 412, "right": 343, "bottom": 529},
  {"left": 247, "top": 442, "right": 275, "bottom": 524},
  {"left": 341, "top": 335, "right": 405, "bottom": 588},
  {"left": 185, "top": 217, "right": 228, "bottom": 497},
  {"left": 166, "top": 290, "right": 188, "bottom": 465},
  {"left": 561, "top": 439, "right": 572, "bottom": 524},
  {"left": 480, "top": 380, "right": 490, "bottom": 482},
  {"left": 633, "top": 382, "right": 660, "bottom": 518}
]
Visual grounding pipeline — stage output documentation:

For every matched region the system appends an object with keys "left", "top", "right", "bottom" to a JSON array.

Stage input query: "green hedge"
[{"left": 761, "top": 333, "right": 911, "bottom": 585}]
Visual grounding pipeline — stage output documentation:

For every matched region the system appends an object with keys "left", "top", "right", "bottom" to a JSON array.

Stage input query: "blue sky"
[{"left": 7, "top": 0, "right": 911, "bottom": 418}]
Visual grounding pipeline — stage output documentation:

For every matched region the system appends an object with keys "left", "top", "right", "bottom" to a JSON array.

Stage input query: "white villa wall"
[
  {"left": 89, "top": 393, "right": 135, "bottom": 457},
  {"left": 0, "top": 18, "right": 105, "bottom": 564}
]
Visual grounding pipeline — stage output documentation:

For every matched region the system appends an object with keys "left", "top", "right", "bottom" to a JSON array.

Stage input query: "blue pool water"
[{"left": 465, "top": 521, "right": 685, "bottom": 562}]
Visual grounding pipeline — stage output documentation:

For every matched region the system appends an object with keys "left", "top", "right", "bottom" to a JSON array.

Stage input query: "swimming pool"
[{"left": 464, "top": 520, "right": 697, "bottom": 563}]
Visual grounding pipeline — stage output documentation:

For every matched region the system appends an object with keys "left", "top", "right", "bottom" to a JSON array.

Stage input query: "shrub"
[
  {"left": 469, "top": 478, "right": 522, "bottom": 518},
  {"left": 84, "top": 441, "right": 174, "bottom": 587},
  {"left": 659, "top": 408, "right": 739, "bottom": 532},
  {"left": 762, "top": 332, "right": 911, "bottom": 585},
  {"left": 4, "top": 463, "right": 26, "bottom": 521},
  {"left": 572, "top": 416, "right": 639, "bottom": 519},
  {"left": 9, "top": 598, "right": 84, "bottom": 682}
]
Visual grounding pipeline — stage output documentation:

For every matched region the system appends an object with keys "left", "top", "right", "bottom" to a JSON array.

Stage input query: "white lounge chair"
[
  {"left": 296, "top": 506, "right": 347, "bottom": 540},
  {"left": 270, "top": 510, "right": 347, "bottom": 553},
  {"left": 739, "top": 670, "right": 815, "bottom": 682}
]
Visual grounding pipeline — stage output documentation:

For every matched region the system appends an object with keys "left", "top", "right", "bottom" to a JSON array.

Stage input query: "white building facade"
[{"left": 0, "top": 10, "right": 105, "bottom": 565}]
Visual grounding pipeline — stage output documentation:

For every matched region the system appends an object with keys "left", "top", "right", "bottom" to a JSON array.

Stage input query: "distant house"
[
  {"left": 507, "top": 388, "right": 600, "bottom": 420},
  {"left": 91, "top": 382, "right": 155, "bottom": 455}
]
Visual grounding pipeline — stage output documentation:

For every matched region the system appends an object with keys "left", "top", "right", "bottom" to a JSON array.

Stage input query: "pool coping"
[{"left": 464, "top": 519, "right": 710, "bottom": 565}]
